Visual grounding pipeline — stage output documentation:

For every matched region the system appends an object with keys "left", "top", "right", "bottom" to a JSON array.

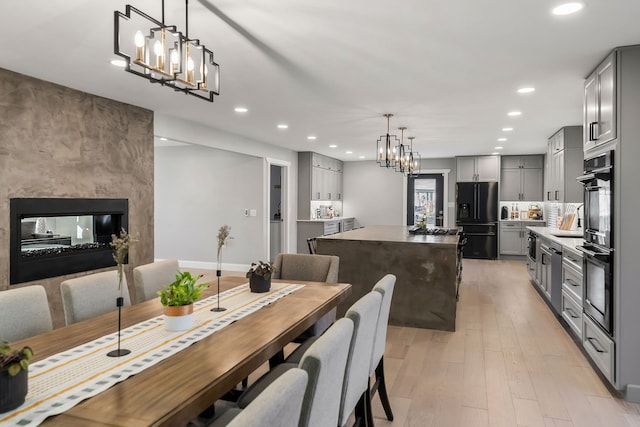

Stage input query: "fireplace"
[{"left": 10, "top": 198, "right": 129, "bottom": 284}]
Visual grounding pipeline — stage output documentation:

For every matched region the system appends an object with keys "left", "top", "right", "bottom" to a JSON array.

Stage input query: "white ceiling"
[{"left": 2, "top": 0, "right": 639, "bottom": 161}]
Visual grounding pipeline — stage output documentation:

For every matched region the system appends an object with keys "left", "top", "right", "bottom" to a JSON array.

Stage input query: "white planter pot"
[
  {"left": 163, "top": 304, "right": 195, "bottom": 331},
  {"left": 164, "top": 313, "right": 194, "bottom": 331}
]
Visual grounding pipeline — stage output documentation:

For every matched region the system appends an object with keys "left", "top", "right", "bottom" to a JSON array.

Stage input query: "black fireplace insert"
[{"left": 10, "top": 198, "right": 129, "bottom": 284}]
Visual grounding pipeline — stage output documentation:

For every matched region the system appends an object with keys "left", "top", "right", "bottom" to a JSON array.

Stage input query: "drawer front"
[
  {"left": 582, "top": 315, "right": 615, "bottom": 383},
  {"left": 562, "top": 264, "right": 583, "bottom": 303},
  {"left": 563, "top": 250, "right": 583, "bottom": 274},
  {"left": 342, "top": 218, "right": 354, "bottom": 232},
  {"left": 561, "top": 290, "right": 582, "bottom": 338},
  {"left": 323, "top": 221, "right": 340, "bottom": 235}
]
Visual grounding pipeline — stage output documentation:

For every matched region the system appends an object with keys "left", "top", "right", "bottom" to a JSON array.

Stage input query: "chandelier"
[
  {"left": 395, "top": 127, "right": 408, "bottom": 174},
  {"left": 406, "top": 136, "right": 421, "bottom": 177},
  {"left": 376, "top": 114, "right": 400, "bottom": 168},
  {"left": 114, "top": 0, "right": 220, "bottom": 102}
]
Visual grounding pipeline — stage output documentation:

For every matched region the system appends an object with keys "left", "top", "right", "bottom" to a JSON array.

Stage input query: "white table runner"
[{"left": 0, "top": 282, "right": 303, "bottom": 427}]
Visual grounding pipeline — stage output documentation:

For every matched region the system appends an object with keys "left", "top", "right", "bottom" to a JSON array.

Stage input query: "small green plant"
[
  {"left": 0, "top": 341, "right": 33, "bottom": 376},
  {"left": 158, "top": 271, "right": 208, "bottom": 307},
  {"left": 246, "top": 261, "right": 276, "bottom": 280}
]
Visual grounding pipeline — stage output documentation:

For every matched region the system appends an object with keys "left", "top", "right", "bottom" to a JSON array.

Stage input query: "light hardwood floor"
[{"left": 369, "top": 259, "right": 640, "bottom": 427}]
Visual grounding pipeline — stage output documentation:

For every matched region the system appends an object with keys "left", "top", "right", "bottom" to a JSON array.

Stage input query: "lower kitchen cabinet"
[
  {"left": 583, "top": 314, "right": 615, "bottom": 383},
  {"left": 500, "top": 221, "right": 544, "bottom": 256},
  {"left": 296, "top": 218, "right": 352, "bottom": 254},
  {"left": 561, "top": 290, "right": 583, "bottom": 337}
]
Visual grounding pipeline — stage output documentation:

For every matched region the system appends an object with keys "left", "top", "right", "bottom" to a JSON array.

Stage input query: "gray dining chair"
[
  {"left": 210, "top": 368, "right": 308, "bottom": 427},
  {"left": 60, "top": 270, "right": 132, "bottom": 325},
  {"left": 236, "top": 317, "right": 354, "bottom": 427},
  {"left": 0, "top": 285, "right": 53, "bottom": 342},
  {"left": 338, "top": 290, "right": 382, "bottom": 427},
  {"left": 133, "top": 259, "right": 179, "bottom": 303},
  {"left": 272, "top": 253, "right": 340, "bottom": 338},
  {"left": 366, "top": 274, "right": 396, "bottom": 425}
]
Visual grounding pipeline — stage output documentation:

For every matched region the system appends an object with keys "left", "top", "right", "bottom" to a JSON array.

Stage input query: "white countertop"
[
  {"left": 297, "top": 217, "right": 353, "bottom": 223},
  {"left": 500, "top": 219, "right": 546, "bottom": 223},
  {"left": 526, "top": 226, "right": 584, "bottom": 251}
]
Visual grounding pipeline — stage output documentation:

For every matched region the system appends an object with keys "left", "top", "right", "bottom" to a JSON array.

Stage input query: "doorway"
[
  {"left": 269, "top": 165, "right": 283, "bottom": 262},
  {"left": 407, "top": 174, "right": 444, "bottom": 226}
]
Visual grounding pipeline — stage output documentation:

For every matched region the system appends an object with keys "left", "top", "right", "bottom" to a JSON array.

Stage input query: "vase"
[
  {"left": 249, "top": 275, "right": 271, "bottom": 293},
  {"left": 164, "top": 304, "right": 195, "bottom": 331},
  {"left": 0, "top": 367, "right": 28, "bottom": 413}
]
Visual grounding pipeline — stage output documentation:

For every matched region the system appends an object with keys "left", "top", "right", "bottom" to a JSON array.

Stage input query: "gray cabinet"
[
  {"left": 584, "top": 51, "right": 617, "bottom": 152},
  {"left": 456, "top": 155, "right": 500, "bottom": 182},
  {"left": 500, "top": 155, "right": 543, "bottom": 201},
  {"left": 561, "top": 247, "right": 583, "bottom": 338},
  {"left": 545, "top": 126, "right": 583, "bottom": 203},
  {"left": 298, "top": 152, "right": 344, "bottom": 219},
  {"left": 500, "top": 221, "right": 544, "bottom": 256}
]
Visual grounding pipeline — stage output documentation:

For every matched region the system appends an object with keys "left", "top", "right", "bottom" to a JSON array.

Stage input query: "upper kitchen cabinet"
[
  {"left": 500, "top": 155, "right": 544, "bottom": 201},
  {"left": 545, "top": 126, "right": 583, "bottom": 203},
  {"left": 584, "top": 51, "right": 616, "bottom": 152},
  {"left": 298, "top": 152, "right": 343, "bottom": 219},
  {"left": 456, "top": 155, "right": 500, "bottom": 182}
]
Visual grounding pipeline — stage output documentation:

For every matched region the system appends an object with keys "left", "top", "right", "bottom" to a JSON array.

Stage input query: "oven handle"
[
  {"left": 576, "top": 245, "right": 612, "bottom": 260},
  {"left": 576, "top": 173, "right": 595, "bottom": 183}
]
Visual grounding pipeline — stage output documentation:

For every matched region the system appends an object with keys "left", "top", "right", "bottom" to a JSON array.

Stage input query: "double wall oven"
[{"left": 577, "top": 151, "right": 614, "bottom": 336}]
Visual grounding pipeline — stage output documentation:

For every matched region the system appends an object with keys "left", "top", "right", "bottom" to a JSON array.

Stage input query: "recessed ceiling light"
[
  {"left": 517, "top": 87, "right": 535, "bottom": 94},
  {"left": 277, "top": 124, "right": 288, "bottom": 129},
  {"left": 359, "top": 156, "right": 365, "bottom": 159},
  {"left": 491, "top": 152, "right": 500, "bottom": 155},
  {"left": 502, "top": 127, "right": 514, "bottom": 132},
  {"left": 507, "top": 111, "right": 522, "bottom": 117},
  {"left": 160, "top": 137, "right": 168, "bottom": 141},
  {"left": 346, "top": 151, "right": 353, "bottom": 154},
  {"left": 110, "top": 59, "right": 126, "bottom": 67},
  {"left": 552, "top": 2, "right": 584, "bottom": 16},
  {"left": 497, "top": 138, "right": 507, "bottom": 142},
  {"left": 234, "top": 107, "right": 248, "bottom": 113},
  {"left": 307, "top": 136, "right": 317, "bottom": 140},
  {"left": 329, "top": 144, "right": 337, "bottom": 148},
  {"left": 495, "top": 146, "right": 504, "bottom": 150}
]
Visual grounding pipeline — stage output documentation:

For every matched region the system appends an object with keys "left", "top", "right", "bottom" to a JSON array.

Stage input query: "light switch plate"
[{"left": 250, "top": 209, "right": 257, "bottom": 217}]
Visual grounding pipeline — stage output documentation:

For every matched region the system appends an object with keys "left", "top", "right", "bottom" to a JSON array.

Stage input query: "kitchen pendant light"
[
  {"left": 376, "top": 114, "right": 400, "bottom": 168},
  {"left": 407, "top": 136, "right": 421, "bottom": 177},
  {"left": 395, "top": 127, "right": 408, "bottom": 174}
]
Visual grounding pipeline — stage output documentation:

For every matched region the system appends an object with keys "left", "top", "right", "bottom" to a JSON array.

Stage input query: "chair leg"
[
  {"left": 354, "top": 392, "right": 370, "bottom": 427},
  {"left": 375, "top": 357, "right": 394, "bottom": 421},
  {"left": 268, "top": 349, "right": 285, "bottom": 369},
  {"left": 365, "top": 382, "right": 375, "bottom": 427}
]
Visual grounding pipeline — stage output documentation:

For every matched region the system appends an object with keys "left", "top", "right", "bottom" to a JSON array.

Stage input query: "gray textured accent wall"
[{"left": 0, "top": 68, "right": 154, "bottom": 328}]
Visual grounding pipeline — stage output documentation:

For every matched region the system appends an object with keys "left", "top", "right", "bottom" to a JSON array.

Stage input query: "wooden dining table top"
[{"left": 11, "top": 276, "right": 351, "bottom": 426}]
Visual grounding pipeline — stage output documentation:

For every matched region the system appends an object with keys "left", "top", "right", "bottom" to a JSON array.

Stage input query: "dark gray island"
[{"left": 316, "top": 225, "right": 459, "bottom": 331}]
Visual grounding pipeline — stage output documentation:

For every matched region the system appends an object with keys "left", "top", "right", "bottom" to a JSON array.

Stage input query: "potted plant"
[
  {"left": 246, "top": 261, "right": 276, "bottom": 293},
  {"left": 157, "top": 271, "right": 208, "bottom": 331},
  {"left": 0, "top": 341, "right": 33, "bottom": 413}
]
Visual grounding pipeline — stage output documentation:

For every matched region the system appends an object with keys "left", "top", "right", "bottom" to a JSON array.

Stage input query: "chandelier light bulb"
[
  {"left": 170, "top": 49, "right": 180, "bottom": 73},
  {"left": 134, "top": 31, "right": 145, "bottom": 62},
  {"left": 154, "top": 40, "right": 164, "bottom": 69},
  {"left": 186, "top": 56, "right": 195, "bottom": 83}
]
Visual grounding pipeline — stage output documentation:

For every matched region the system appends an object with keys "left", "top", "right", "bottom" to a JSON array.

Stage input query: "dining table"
[{"left": 3, "top": 276, "right": 351, "bottom": 426}]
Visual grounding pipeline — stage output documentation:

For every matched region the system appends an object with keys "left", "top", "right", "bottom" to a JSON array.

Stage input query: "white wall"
[
  {"left": 154, "top": 114, "right": 299, "bottom": 263},
  {"left": 155, "top": 144, "right": 265, "bottom": 270},
  {"left": 343, "top": 158, "right": 457, "bottom": 228},
  {"left": 342, "top": 161, "right": 405, "bottom": 227}
]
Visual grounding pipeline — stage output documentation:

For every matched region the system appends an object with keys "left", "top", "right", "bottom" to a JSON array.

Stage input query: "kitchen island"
[{"left": 316, "top": 225, "right": 459, "bottom": 331}]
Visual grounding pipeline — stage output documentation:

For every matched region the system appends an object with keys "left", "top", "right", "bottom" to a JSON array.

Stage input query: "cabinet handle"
[
  {"left": 547, "top": 191, "right": 551, "bottom": 201},
  {"left": 589, "top": 121, "right": 598, "bottom": 142},
  {"left": 566, "top": 278, "right": 580, "bottom": 287},
  {"left": 555, "top": 190, "right": 559, "bottom": 200},
  {"left": 328, "top": 192, "right": 332, "bottom": 199},
  {"left": 587, "top": 337, "right": 606, "bottom": 353},
  {"left": 565, "top": 307, "right": 580, "bottom": 319}
]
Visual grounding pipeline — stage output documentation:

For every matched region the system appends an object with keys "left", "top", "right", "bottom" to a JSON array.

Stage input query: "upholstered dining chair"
[
  {"left": 0, "top": 285, "right": 53, "bottom": 342},
  {"left": 272, "top": 253, "right": 340, "bottom": 337},
  {"left": 133, "top": 259, "right": 179, "bottom": 303},
  {"left": 210, "top": 368, "right": 308, "bottom": 427},
  {"left": 338, "top": 290, "right": 382, "bottom": 427},
  {"left": 236, "top": 317, "right": 354, "bottom": 427},
  {"left": 366, "top": 274, "right": 396, "bottom": 425},
  {"left": 60, "top": 270, "right": 132, "bottom": 325}
]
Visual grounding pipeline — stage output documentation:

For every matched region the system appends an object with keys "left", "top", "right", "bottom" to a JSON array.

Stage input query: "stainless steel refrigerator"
[{"left": 456, "top": 181, "right": 498, "bottom": 259}]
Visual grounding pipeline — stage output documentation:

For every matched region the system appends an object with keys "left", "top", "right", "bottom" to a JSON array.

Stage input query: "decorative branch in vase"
[
  {"left": 212, "top": 225, "right": 233, "bottom": 312},
  {"left": 107, "top": 228, "right": 136, "bottom": 357}
]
